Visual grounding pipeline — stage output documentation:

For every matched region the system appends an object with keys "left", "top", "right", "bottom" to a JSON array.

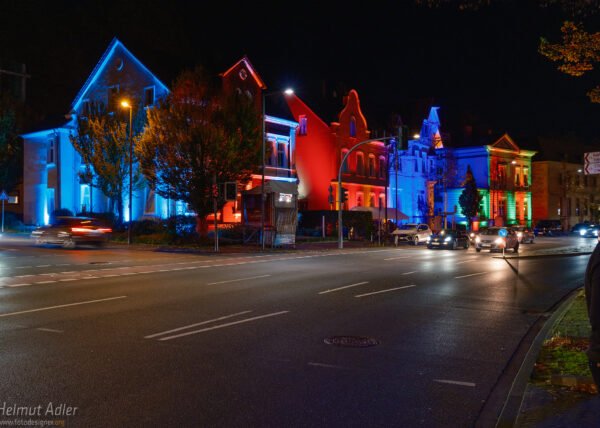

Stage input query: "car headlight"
[
  {"left": 594, "top": 230, "right": 599, "bottom": 237},
  {"left": 475, "top": 236, "right": 481, "bottom": 243},
  {"left": 444, "top": 236, "right": 452, "bottom": 242},
  {"left": 494, "top": 237, "right": 505, "bottom": 245},
  {"left": 426, "top": 236, "right": 431, "bottom": 242},
  {"left": 469, "top": 232, "right": 475, "bottom": 238},
  {"left": 580, "top": 229, "right": 587, "bottom": 236},
  {"left": 517, "top": 232, "right": 523, "bottom": 238}
]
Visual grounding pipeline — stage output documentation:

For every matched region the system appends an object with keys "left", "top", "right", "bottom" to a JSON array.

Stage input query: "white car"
[{"left": 392, "top": 223, "right": 432, "bottom": 245}]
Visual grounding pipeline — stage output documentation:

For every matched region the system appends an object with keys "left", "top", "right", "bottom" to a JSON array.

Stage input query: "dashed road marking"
[
  {"left": 0, "top": 295, "right": 127, "bottom": 318},
  {"left": 145, "top": 310, "right": 252, "bottom": 339},
  {"left": 454, "top": 272, "right": 488, "bottom": 279},
  {"left": 433, "top": 379, "right": 476, "bottom": 387},
  {"left": 318, "top": 282, "right": 369, "bottom": 295},
  {"left": 207, "top": 274, "right": 270, "bottom": 285},
  {"left": 355, "top": 285, "right": 416, "bottom": 298}
]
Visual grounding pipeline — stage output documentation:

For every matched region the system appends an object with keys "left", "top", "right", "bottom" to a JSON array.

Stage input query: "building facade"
[
  {"left": 532, "top": 161, "right": 600, "bottom": 229},
  {"left": 285, "top": 89, "right": 388, "bottom": 214},
  {"left": 436, "top": 134, "right": 537, "bottom": 228}
]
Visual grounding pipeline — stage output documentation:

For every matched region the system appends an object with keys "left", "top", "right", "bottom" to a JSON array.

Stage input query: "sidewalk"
[{"left": 513, "top": 288, "right": 600, "bottom": 427}]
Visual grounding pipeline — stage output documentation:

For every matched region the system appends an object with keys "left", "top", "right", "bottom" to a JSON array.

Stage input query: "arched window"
[
  {"left": 356, "top": 152, "right": 364, "bottom": 175},
  {"left": 341, "top": 149, "right": 349, "bottom": 173},
  {"left": 350, "top": 116, "right": 357, "bottom": 137},
  {"left": 369, "top": 192, "right": 376, "bottom": 207},
  {"left": 379, "top": 193, "right": 386, "bottom": 208},
  {"left": 368, "top": 155, "right": 376, "bottom": 177}
]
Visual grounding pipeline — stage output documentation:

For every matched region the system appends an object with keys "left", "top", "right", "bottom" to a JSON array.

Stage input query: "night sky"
[{"left": 2, "top": 0, "right": 600, "bottom": 149}]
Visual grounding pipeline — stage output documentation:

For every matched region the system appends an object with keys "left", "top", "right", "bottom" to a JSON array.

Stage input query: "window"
[
  {"left": 47, "top": 137, "right": 56, "bottom": 164},
  {"left": 356, "top": 192, "right": 363, "bottom": 207},
  {"left": 379, "top": 193, "right": 385, "bottom": 207},
  {"left": 523, "top": 167, "right": 529, "bottom": 186},
  {"left": 298, "top": 115, "right": 307, "bottom": 136},
  {"left": 350, "top": 116, "right": 356, "bottom": 137},
  {"left": 524, "top": 199, "right": 528, "bottom": 219},
  {"left": 515, "top": 167, "right": 521, "bottom": 186},
  {"left": 498, "top": 198, "right": 506, "bottom": 217},
  {"left": 356, "top": 152, "right": 364, "bottom": 175},
  {"left": 368, "top": 155, "right": 376, "bottom": 177},
  {"left": 379, "top": 157, "right": 386, "bottom": 178},
  {"left": 576, "top": 198, "right": 580, "bottom": 216},
  {"left": 369, "top": 192, "right": 376, "bottom": 207},
  {"left": 341, "top": 149, "right": 349, "bottom": 173},
  {"left": 277, "top": 142, "right": 287, "bottom": 168},
  {"left": 108, "top": 85, "right": 119, "bottom": 111},
  {"left": 497, "top": 164, "right": 507, "bottom": 186},
  {"left": 266, "top": 140, "right": 276, "bottom": 166},
  {"left": 144, "top": 86, "right": 155, "bottom": 107}
]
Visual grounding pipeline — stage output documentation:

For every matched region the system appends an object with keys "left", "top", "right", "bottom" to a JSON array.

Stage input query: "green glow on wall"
[{"left": 507, "top": 192, "right": 516, "bottom": 224}]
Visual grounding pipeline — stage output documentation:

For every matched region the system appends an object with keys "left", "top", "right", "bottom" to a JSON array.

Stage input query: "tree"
[
  {"left": 540, "top": 21, "right": 600, "bottom": 102},
  {"left": 137, "top": 67, "right": 261, "bottom": 236},
  {"left": 70, "top": 102, "right": 142, "bottom": 223},
  {"left": 458, "top": 165, "right": 483, "bottom": 230},
  {"left": 0, "top": 96, "right": 22, "bottom": 194}
]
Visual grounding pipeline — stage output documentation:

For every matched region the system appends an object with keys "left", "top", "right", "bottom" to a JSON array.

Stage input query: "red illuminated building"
[{"left": 285, "top": 90, "right": 388, "bottom": 213}]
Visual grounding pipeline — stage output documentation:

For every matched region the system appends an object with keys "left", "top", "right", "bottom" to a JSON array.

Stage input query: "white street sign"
[{"left": 584, "top": 152, "right": 600, "bottom": 175}]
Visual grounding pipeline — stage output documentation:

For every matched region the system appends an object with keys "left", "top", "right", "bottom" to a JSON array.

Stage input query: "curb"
[{"left": 494, "top": 288, "right": 582, "bottom": 427}]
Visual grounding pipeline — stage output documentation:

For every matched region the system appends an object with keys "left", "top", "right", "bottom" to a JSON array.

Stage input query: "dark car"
[
  {"left": 571, "top": 222, "right": 592, "bottom": 235},
  {"left": 474, "top": 227, "right": 519, "bottom": 253},
  {"left": 427, "top": 229, "right": 470, "bottom": 250},
  {"left": 577, "top": 224, "right": 599, "bottom": 238},
  {"left": 534, "top": 220, "right": 563, "bottom": 236},
  {"left": 31, "top": 216, "right": 112, "bottom": 248},
  {"left": 511, "top": 226, "right": 535, "bottom": 244}
]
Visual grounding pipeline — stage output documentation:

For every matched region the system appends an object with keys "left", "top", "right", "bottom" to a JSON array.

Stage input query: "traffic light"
[{"left": 342, "top": 187, "right": 349, "bottom": 203}]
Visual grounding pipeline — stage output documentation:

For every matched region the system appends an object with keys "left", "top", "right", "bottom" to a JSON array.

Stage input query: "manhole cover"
[{"left": 324, "top": 336, "right": 380, "bottom": 348}]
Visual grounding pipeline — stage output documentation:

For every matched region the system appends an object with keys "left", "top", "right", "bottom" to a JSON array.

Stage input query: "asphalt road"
[{"left": 0, "top": 235, "right": 595, "bottom": 427}]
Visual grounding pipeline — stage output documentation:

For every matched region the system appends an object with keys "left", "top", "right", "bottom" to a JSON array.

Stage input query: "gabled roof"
[
  {"left": 219, "top": 55, "right": 267, "bottom": 90},
  {"left": 70, "top": 37, "right": 169, "bottom": 112},
  {"left": 490, "top": 133, "right": 520, "bottom": 152}
]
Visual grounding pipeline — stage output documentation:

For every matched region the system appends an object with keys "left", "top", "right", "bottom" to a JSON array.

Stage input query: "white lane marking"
[
  {"left": 433, "top": 379, "right": 476, "bottom": 387},
  {"left": 355, "top": 285, "right": 416, "bottom": 298},
  {"left": 455, "top": 260, "right": 476, "bottom": 265},
  {"left": 158, "top": 311, "right": 289, "bottom": 341},
  {"left": 401, "top": 271, "right": 417, "bottom": 275},
  {"left": 16, "top": 275, "right": 33, "bottom": 278},
  {"left": 36, "top": 328, "right": 64, "bottom": 334},
  {"left": 6, "top": 283, "right": 31, "bottom": 287},
  {"left": 145, "top": 311, "right": 253, "bottom": 339},
  {"left": 454, "top": 272, "right": 488, "bottom": 279},
  {"left": 383, "top": 256, "right": 410, "bottom": 261},
  {"left": 318, "top": 282, "right": 369, "bottom": 295},
  {"left": 59, "top": 278, "right": 77, "bottom": 282},
  {"left": 0, "top": 296, "right": 127, "bottom": 318},
  {"left": 102, "top": 274, "right": 119, "bottom": 278},
  {"left": 207, "top": 275, "right": 271, "bottom": 285},
  {"left": 35, "top": 280, "right": 57, "bottom": 284},
  {"left": 307, "top": 362, "right": 346, "bottom": 369},
  {"left": 36, "top": 265, "right": 50, "bottom": 267}
]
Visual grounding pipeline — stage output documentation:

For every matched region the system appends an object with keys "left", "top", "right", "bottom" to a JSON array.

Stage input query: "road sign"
[
  {"left": 584, "top": 151, "right": 600, "bottom": 175},
  {"left": 0, "top": 191, "right": 8, "bottom": 201}
]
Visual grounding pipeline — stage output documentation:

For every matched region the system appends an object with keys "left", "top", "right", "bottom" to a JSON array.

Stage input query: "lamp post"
[
  {"left": 261, "top": 88, "right": 294, "bottom": 250},
  {"left": 337, "top": 135, "right": 397, "bottom": 249},
  {"left": 120, "top": 100, "right": 133, "bottom": 245}
]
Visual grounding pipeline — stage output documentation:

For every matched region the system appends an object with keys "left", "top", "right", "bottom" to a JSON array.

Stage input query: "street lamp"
[
  {"left": 120, "top": 100, "right": 133, "bottom": 245},
  {"left": 261, "top": 88, "right": 294, "bottom": 250}
]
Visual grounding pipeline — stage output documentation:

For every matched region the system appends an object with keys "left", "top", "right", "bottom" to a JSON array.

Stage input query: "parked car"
[
  {"left": 533, "top": 220, "right": 563, "bottom": 236},
  {"left": 510, "top": 226, "right": 535, "bottom": 244},
  {"left": 392, "top": 223, "right": 432, "bottom": 245},
  {"left": 468, "top": 227, "right": 487, "bottom": 244},
  {"left": 31, "top": 216, "right": 112, "bottom": 248},
  {"left": 426, "top": 229, "right": 470, "bottom": 250},
  {"left": 474, "top": 227, "right": 520, "bottom": 253},
  {"left": 577, "top": 224, "right": 599, "bottom": 238}
]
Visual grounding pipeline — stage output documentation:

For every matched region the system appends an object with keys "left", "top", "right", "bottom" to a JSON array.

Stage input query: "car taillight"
[
  {"left": 71, "top": 227, "right": 89, "bottom": 233},
  {"left": 98, "top": 228, "right": 112, "bottom": 233}
]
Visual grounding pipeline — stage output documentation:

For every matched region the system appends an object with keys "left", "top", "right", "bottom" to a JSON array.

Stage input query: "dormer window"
[
  {"left": 298, "top": 115, "right": 307, "bottom": 136},
  {"left": 350, "top": 116, "right": 357, "bottom": 137}
]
